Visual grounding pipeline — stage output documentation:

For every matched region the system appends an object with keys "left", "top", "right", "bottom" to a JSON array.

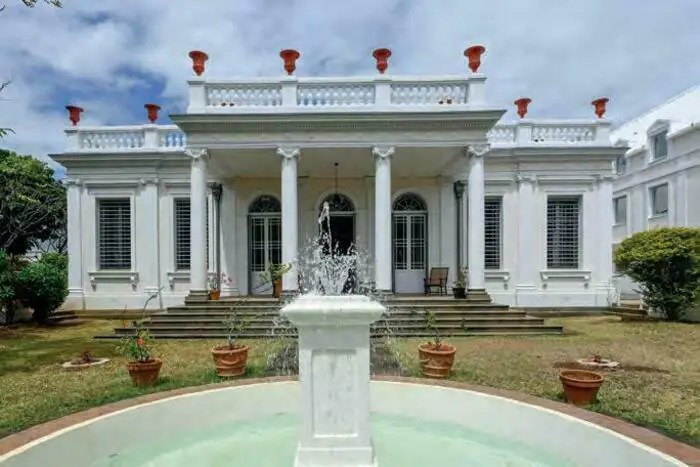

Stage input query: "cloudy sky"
[{"left": 1, "top": 0, "right": 699, "bottom": 176}]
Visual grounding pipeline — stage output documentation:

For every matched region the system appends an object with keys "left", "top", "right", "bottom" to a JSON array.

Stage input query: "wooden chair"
[{"left": 424, "top": 267, "right": 449, "bottom": 295}]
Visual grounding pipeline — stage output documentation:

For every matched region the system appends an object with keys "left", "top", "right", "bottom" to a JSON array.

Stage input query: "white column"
[
  {"left": 516, "top": 173, "right": 537, "bottom": 290},
  {"left": 278, "top": 146, "right": 300, "bottom": 293},
  {"left": 597, "top": 174, "right": 615, "bottom": 288},
  {"left": 467, "top": 144, "right": 488, "bottom": 292},
  {"left": 373, "top": 146, "right": 394, "bottom": 292},
  {"left": 65, "top": 178, "right": 84, "bottom": 305},
  {"left": 136, "top": 177, "right": 161, "bottom": 304},
  {"left": 186, "top": 148, "right": 209, "bottom": 295},
  {"left": 220, "top": 181, "right": 238, "bottom": 296}
]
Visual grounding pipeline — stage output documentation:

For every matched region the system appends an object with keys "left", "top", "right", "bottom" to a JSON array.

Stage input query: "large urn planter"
[
  {"left": 126, "top": 358, "right": 163, "bottom": 387},
  {"left": 209, "top": 289, "right": 221, "bottom": 300},
  {"left": 418, "top": 342, "right": 457, "bottom": 379},
  {"left": 211, "top": 345, "right": 249, "bottom": 377},
  {"left": 559, "top": 369, "right": 605, "bottom": 406}
]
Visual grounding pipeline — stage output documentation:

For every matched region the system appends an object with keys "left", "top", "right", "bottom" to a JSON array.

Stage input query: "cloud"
[{"left": 1, "top": 0, "right": 700, "bottom": 172}]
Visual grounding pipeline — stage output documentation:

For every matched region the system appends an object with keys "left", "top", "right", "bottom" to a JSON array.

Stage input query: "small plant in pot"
[
  {"left": 452, "top": 267, "right": 467, "bottom": 299},
  {"left": 211, "top": 309, "right": 257, "bottom": 377},
  {"left": 261, "top": 262, "right": 292, "bottom": 299},
  {"left": 208, "top": 275, "right": 221, "bottom": 300},
  {"left": 417, "top": 311, "right": 457, "bottom": 379},
  {"left": 117, "top": 319, "right": 162, "bottom": 387}
]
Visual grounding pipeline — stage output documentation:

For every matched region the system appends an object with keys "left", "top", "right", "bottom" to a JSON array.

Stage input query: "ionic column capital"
[
  {"left": 63, "top": 178, "right": 82, "bottom": 187},
  {"left": 453, "top": 180, "right": 466, "bottom": 198},
  {"left": 139, "top": 177, "right": 160, "bottom": 186},
  {"left": 466, "top": 143, "right": 490, "bottom": 158},
  {"left": 596, "top": 173, "right": 616, "bottom": 183},
  {"left": 372, "top": 146, "right": 394, "bottom": 161},
  {"left": 185, "top": 147, "right": 209, "bottom": 160},
  {"left": 515, "top": 172, "right": 537, "bottom": 185},
  {"left": 277, "top": 146, "right": 300, "bottom": 161}
]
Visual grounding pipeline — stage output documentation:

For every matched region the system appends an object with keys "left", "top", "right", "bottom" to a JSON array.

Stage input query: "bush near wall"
[{"left": 614, "top": 227, "right": 700, "bottom": 321}]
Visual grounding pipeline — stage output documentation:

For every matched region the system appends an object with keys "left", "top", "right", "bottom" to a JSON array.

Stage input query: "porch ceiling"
[{"left": 209, "top": 146, "right": 461, "bottom": 178}]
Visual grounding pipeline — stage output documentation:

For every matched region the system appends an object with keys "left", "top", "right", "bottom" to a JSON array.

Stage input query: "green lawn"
[{"left": 1, "top": 316, "right": 699, "bottom": 447}]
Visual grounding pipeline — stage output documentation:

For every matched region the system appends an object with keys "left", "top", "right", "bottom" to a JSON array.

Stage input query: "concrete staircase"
[{"left": 97, "top": 296, "right": 563, "bottom": 339}]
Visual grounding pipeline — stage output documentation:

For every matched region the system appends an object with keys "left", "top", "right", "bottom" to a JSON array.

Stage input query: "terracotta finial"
[
  {"left": 144, "top": 103, "right": 161, "bottom": 123},
  {"left": 372, "top": 48, "right": 392, "bottom": 74},
  {"left": 65, "top": 105, "right": 84, "bottom": 126},
  {"left": 188, "top": 50, "right": 209, "bottom": 76},
  {"left": 464, "top": 45, "right": 486, "bottom": 73},
  {"left": 514, "top": 97, "right": 532, "bottom": 118},
  {"left": 591, "top": 97, "right": 609, "bottom": 119},
  {"left": 279, "top": 49, "right": 301, "bottom": 75}
]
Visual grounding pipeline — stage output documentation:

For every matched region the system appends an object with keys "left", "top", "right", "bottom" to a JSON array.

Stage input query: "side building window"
[
  {"left": 97, "top": 198, "right": 132, "bottom": 270},
  {"left": 546, "top": 196, "right": 581, "bottom": 269},
  {"left": 484, "top": 196, "right": 502, "bottom": 269},
  {"left": 174, "top": 198, "right": 191, "bottom": 270},
  {"left": 650, "top": 183, "right": 668, "bottom": 216}
]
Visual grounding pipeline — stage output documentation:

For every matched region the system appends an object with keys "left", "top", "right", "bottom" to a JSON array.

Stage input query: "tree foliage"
[
  {"left": 15, "top": 253, "right": 68, "bottom": 324},
  {"left": 0, "top": 149, "right": 67, "bottom": 255},
  {"left": 614, "top": 227, "right": 700, "bottom": 321}
]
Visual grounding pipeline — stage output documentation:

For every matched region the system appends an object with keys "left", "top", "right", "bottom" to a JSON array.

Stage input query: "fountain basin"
[{"left": 0, "top": 378, "right": 691, "bottom": 467}]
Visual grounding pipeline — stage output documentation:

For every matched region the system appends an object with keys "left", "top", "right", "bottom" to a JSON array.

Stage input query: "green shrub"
[
  {"left": 614, "top": 227, "right": 700, "bottom": 321},
  {"left": 15, "top": 255, "right": 68, "bottom": 324},
  {"left": 38, "top": 252, "right": 68, "bottom": 271}
]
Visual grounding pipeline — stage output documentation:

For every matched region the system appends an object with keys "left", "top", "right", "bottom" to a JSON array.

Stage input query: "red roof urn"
[
  {"left": 65, "top": 105, "right": 84, "bottom": 126},
  {"left": 144, "top": 103, "right": 161, "bottom": 123},
  {"left": 464, "top": 45, "right": 486, "bottom": 73},
  {"left": 280, "top": 49, "right": 301, "bottom": 75},
  {"left": 372, "top": 48, "right": 392, "bottom": 74},
  {"left": 188, "top": 50, "right": 209, "bottom": 76},
  {"left": 591, "top": 97, "right": 609, "bottom": 119},
  {"left": 514, "top": 97, "right": 532, "bottom": 119}
]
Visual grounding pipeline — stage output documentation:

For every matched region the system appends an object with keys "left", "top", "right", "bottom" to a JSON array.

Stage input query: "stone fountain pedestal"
[{"left": 280, "top": 294, "right": 385, "bottom": 467}]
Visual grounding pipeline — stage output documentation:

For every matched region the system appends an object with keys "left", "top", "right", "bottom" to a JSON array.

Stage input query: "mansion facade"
[{"left": 52, "top": 49, "right": 626, "bottom": 310}]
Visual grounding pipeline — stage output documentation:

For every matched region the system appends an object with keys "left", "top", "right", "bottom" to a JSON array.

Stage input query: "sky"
[{"left": 1, "top": 0, "right": 700, "bottom": 178}]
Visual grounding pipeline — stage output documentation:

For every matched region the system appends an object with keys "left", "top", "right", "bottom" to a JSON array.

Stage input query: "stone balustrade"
[
  {"left": 187, "top": 75, "right": 487, "bottom": 112},
  {"left": 64, "top": 119, "right": 611, "bottom": 153}
]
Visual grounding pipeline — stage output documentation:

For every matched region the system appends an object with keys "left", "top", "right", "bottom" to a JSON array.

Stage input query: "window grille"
[
  {"left": 174, "top": 198, "right": 190, "bottom": 270},
  {"left": 650, "top": 184, "right": 668, "bottom": 216},
  {"left": 613, "top": 196, "right": 627, "bottom": 225},
  {"left": 98, "top": 198, "right": 131, "bottom": 270},
  {"left": 393, "top": 193, "right": 427, "bottom": 212},
  {"left": 484, "top": 196, "right": 502, "bottom": 269},
  {"left": 546, "top": 197, "right": 581, "bottom": 269}
]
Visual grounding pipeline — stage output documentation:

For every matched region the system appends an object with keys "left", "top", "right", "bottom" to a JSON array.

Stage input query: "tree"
[
  {"left": 0, "top": 150, "right": 66, "bottom": 256},
  {"left": 614, "top": 227, "right": 700, "bottom": 321}
]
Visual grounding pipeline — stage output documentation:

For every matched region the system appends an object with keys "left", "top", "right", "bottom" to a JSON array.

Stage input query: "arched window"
[
  {"left": 393, "top": 193, "right": 427, "bottom": 212},
  {"left": 320, "top": 194, "right": 354, "bottom": 213},
  {"left": 249, "top": 195, "right": 281, "bottom": 214}
]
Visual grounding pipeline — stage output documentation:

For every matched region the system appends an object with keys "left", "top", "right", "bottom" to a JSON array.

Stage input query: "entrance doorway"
[
  {"left": 247, "top": 195, "right": 282, "bottom": 295},
  {"left": 392, "top": 193, "right": 428, "bottom": 294}
]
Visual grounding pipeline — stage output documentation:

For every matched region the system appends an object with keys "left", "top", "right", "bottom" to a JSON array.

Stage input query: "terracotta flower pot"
[
  {"left": 559, "top": 369, "right": 604, "bottom": 406},
  {"left": 280, "top": 49, "right": 301, "bottom": 75},
  {"left": 372, "top": 48, "right": 392, "bottom": 74},
  {"left": 188, "top": 50, "right": 209, "bottom": 76},
  {"left": 418, "top": 342, "right": 457, "bottom": 379},
  {"left": 209, "top": 289, "right": 221, "bottom": 300},
  {"left": 464, "top": 45, "right": 486, "bottom": 73},
  {"left": 273, "top": 278, "right": 282, "bottom": 299},
  {"left": 514, "top": 97, "right": 531, "bottom": 119},
  {"left": 65, "top": 105, "right": 84, "bottom": 126},
  {"left": 591, "top": 97, "right": 609, "bottom": 119},
  {"left": 211, "top": 344, "right": 249, "bottom": 377},
  {"left": 144, "top": 103, "right": 161, "bottom": 123},
  {"left": 126, "top": 358, "right": 162, "bottom": 387}
]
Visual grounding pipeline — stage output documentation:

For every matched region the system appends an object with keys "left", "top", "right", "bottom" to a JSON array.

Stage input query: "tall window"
[
  {"left": 174, "top": 198, "right": 191, "bottom": 270},
  {"left": 650, "top": 183, "right": 668, "bottom": 216},
  {"left": 613, "top": 196, "right": 627, "bottom": 225},
  {"left": 98, "top": 198, "right": 132, "bottom": 270},
  {"left": 546, "top": 196, "right": 581, "bottom": 269},
  {"left": 651, "top": 131, "right": 668, "bottom": 161},
  {"left": 484, "top": 196, "right": 502, "bottom": 269}
]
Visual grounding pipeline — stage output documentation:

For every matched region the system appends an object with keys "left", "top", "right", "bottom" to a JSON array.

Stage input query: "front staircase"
[{"left": 98, "top": 295, "right": 563, "bottom": 339}]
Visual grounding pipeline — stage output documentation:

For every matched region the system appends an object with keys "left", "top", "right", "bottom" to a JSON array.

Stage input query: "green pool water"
[{"left": 92, "top": 413, "right": 575, "bottom": 467}]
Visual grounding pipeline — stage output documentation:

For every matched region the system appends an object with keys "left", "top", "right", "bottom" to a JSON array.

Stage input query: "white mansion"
[{"left": 52, "top": 48, "right": 626, "bottom": 311}]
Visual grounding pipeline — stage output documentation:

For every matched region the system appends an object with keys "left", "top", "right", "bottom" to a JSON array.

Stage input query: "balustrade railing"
[{"left": 65, "top": 125, "right": 186, "bottom": 152}]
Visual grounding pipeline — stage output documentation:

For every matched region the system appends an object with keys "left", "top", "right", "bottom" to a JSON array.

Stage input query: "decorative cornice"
[
  {"left": 139, "top": 177, "right": 160, "bottom": 186},
  {"left": 372, "top": 146, "right": 394, "bottom": 160},
  {"left": 515, "top": 173, "right": 537, "bottom": 184},
  {"left": 467, "top": 143, "right": 490, "bottom": 158},
  {"left": 185, "top": 147, "right": 208, "bottom": 160},
  {"left": 277, "top": 146, "right": 300, "bottom": 160}
]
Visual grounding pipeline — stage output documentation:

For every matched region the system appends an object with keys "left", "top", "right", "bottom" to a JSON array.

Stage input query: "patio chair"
[{"left": 423, "top": 267, "right": 449, "bottom": 295}]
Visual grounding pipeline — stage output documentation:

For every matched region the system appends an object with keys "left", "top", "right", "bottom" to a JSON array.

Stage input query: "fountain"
[{"left": 0, "top": 206, "right": 692, "bottom": 466}]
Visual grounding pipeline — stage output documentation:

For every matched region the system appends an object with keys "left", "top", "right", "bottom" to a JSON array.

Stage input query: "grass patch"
[{"left": 1, "top": 316, "right": 699, "bottom": 447}]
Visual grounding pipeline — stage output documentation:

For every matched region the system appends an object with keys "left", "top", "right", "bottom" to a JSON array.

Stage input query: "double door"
[
  {"left": 392, "top": 213, "right": 427, "bottom": 293},
  {"left": 248, "top": 215, "right": 281, "bottom": 294}
]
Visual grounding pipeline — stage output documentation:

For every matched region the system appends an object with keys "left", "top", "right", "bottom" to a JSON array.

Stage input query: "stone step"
[
  {"left": 151, "top": 309, "right": 528, "bottom": 320},
  {"left": 143, "top": 315, "right": 543, "bottom": 326}
]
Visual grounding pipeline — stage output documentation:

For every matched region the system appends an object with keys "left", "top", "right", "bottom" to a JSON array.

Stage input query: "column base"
[
  {"left": 184, "top": 289, "right": 210, "bottom": 304},
  {"left": 466, "top": 288, "right": 492, "bottom": 303}
]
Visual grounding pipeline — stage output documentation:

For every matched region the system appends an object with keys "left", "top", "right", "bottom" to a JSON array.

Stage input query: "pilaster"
[
  {"left": 515, "top": 173, "right": 538, "bottom": 304},
  {"left": 65, "top": 178, "right": 85, "bottom": 309},
  {"left": 596, "top": 174, "right": 615, "bottom": 295},
  {"left": 466, "top": 144, "right": 490, "bottom": 302},
  {"left": 136, "top": 177, "right": 161, "bottom": 306}
]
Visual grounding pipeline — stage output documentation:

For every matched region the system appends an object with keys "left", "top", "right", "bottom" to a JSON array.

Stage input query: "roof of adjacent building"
[{"left": 611, "top": 85, "right": 700, "bottom": 152}]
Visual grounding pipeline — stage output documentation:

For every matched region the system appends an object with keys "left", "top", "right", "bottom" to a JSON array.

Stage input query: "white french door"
[
  {"left": 393, "top": 213, "right": 427, "bottom": 293},
  {"left": 248, "top": 215, "right": 281, "bottom": 294}
]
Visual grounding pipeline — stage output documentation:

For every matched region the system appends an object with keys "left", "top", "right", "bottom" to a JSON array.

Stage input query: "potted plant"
[
  {"left": 452, "top": 267, "right": 467, "bottom": 299},
  {"left": 262, "top": 262, "right": 292, "bottom": 299},
  {"left": 417, "top": 311, "right": 457, "bottom": 379},
  {"left": 208, "top": 275, "right": 221, "bottom": 300},
  {"left": 559, "top": 369, "right": 605, "bottom": 406},
  {"left": 211, "top": 309, "right": 256, "bottom": 377},
  {"left": 117, "top": 317, "right": 162, "bottom": 387}
]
